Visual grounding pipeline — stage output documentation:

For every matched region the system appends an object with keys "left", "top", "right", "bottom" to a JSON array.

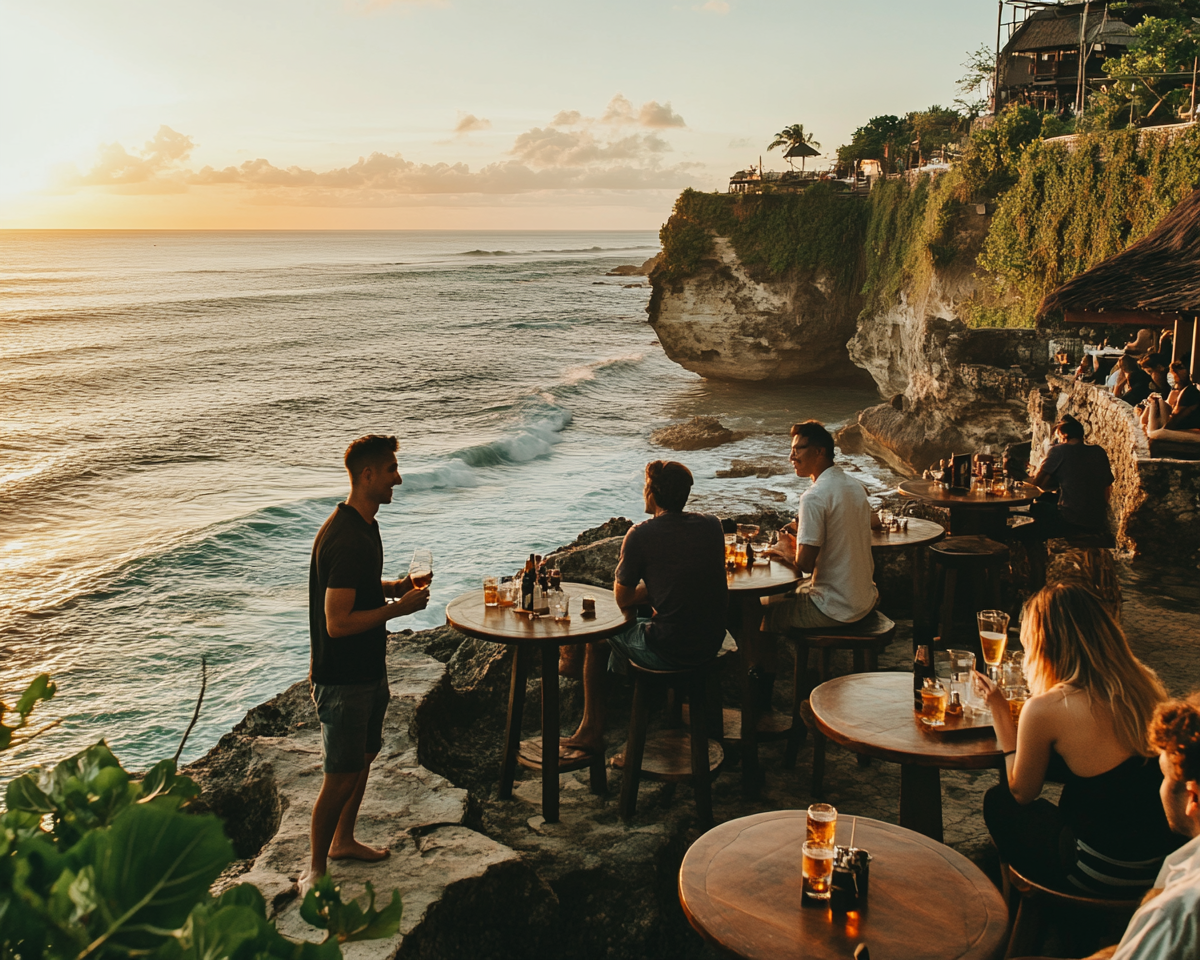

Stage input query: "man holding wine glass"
[{"left": 301, "top": 434, "right": 431, "bottom": 895}]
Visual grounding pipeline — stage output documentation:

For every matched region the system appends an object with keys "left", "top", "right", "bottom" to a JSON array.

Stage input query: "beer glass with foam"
[
  {"left": 802, "top": 842, "right": 835, "bottom": 901},
  {"left": 977, "top": 609, "right": 1010, "bottom": 682}
]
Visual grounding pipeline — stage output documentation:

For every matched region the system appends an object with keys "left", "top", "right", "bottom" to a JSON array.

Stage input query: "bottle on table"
[
  {"left": 521, "top": 555, "right": 536, "bottom": 612},
  {"left": 913, "top": 644, "right": 933, "bottom": 711}
]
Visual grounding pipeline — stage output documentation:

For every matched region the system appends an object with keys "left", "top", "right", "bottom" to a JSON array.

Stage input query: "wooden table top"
[
  {"left": 809, "top": 673, "right": 1003, "bottom": 770},
  {"left": 725, "top": 560, "right": 801, "bottom": 596},
  {"left": 870, "top": 517, "right": 945, "bottom": 551},
  {"left": 444, "top": 581, "right": 631, "bottom": 645},
  {"left": 897, "top": 479, "right": 1041, "bottom": 510},
  {"left": 679, "top": 810, "right": 1009, "bottom": 960}
]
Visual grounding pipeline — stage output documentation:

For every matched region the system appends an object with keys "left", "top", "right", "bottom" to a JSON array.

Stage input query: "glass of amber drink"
[
  {"left": 977, "top": 609, "right": 1010, "bottom": 681},
  {"left": 920, "top": 678, "right": 948, "bottom": 726},
  {"left": 483, "top": 576, "right": 499, "bottom": 607},
  {"left": 802, "top": 842, "right": 835, "bottom": 901},
  {"left": 806, "top": 803, "right": 837, "bottom": 846},
  {"left": 409, "top": 549, "right": 433, "bottom": 588}
]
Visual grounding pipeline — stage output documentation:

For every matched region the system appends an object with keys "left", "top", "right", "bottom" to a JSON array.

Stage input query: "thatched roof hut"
[{"left": 1037, "top": 187, "right": 1200, "bottom": 328}]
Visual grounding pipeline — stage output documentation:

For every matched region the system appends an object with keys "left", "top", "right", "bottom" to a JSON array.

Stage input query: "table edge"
[{"left": 444, "top": 582, "right": 632, "bottom": 646}]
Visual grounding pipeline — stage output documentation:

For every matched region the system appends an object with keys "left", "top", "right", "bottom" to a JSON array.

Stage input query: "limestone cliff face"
[
  {"left": 844, "top": 209, "right": 1054, "bottom": 475},
  {"left": 646, "top": 238, "right": 862, "bottom": 381}
]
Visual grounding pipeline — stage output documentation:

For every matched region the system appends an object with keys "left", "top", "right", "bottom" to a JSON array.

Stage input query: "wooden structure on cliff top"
[{"left": 1038, "top": 187, "right": 1200, "bottom": 372}]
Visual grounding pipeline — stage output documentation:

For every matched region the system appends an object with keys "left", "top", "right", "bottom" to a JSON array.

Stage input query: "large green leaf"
[
  {"left": 137, "top": 760, "right": 201, "bottom": 806},
  {"left": 6, "top": 773, "right": 56, "bottom": 814},
  {"left": 15, "top": 674, "right": 57, "bottom": 717},
  {"left": 77, "top": 797, "right": 234, "bottom": 955}
]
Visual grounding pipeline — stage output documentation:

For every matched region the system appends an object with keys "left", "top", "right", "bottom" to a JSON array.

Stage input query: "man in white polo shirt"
[{"left": 764, "top": 420, "right": 878, "bottom": 630}]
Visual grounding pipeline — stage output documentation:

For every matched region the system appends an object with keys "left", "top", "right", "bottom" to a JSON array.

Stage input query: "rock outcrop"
[
  {"left": 649, "top": 416, "right": 746, "bottom": 451},
  {"left": 647, "top": 238, "right": 863, "bottom": 381}
]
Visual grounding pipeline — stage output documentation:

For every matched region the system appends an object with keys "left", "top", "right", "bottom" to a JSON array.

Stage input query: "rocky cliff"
[{"left": 646, "top": 237, "right": 864, "bottom": 381}]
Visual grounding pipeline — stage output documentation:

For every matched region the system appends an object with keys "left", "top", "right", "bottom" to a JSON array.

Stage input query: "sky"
[{"left": 0, "top": 0, "right": 1001, "bottom": 230}]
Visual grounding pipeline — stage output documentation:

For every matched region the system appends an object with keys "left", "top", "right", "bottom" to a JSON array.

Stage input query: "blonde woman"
[{"left": 979, "top": 583, "right": 1180, "bottom": 896}]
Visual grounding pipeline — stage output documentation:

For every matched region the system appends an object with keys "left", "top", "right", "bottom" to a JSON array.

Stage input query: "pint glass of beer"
[
  {"left": 802, "top": 842, "right": 835, "bottom": 901},
  {"left": 977, "top": 609, "right": 1010, "bottom": 682},
  {"left": 806, "top": 803, "right": 837, "bottom": 846},
  {"left": 483, "top": 576, "right": 499, "bottom": 607}
]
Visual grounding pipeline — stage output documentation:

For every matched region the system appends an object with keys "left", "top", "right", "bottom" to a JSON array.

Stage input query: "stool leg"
[
  {"left": 499, "top": 645, "right": 531, "bottom": 800},
  {"left": 940, "top": 568, "right": 958, "bottom": 647},
  {"left": 812, "top": 724, "right": 827, "bottom": 797},
  {"left": 619, "top": 674, "right": 650, "bottom": 821},
  {"left": 705, "top": 666, "right": 724, "bottom": 745},
  {"left": 785, "top": 641, "right": 807, "bottom": 769},
  {"left": 796, "top": 640, "right": 813, "bottom": 699},
  {"left": 819, "top": 647, "right": 834, "bottom": 682},
  {"left": 852, "top": 649, "right": 866, "bottom": 673},
  {"left": 688, "top": 671, "right": 714, "bottom": 829},
  {"left": 540, "top": 642, "right": 560, "bottom": 824},
  {"left": 866, "top": 647, "right": 880, "bottom": 672},
  {"left": 1004, "top": 894, "right": 1042, "bottom": 960}
]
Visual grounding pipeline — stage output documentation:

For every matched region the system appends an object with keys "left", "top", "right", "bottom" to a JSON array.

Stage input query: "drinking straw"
[{"left": 849, "top": 816, "right": 857, "bottom": 848}]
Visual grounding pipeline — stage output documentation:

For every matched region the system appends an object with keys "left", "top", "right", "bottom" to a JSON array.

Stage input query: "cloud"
[
  {"left": 54, "top": 108, "right": 702, "bottom": 207},
  {"left": 728, "top": 137, "right": 754, "bottom": 149},
  {"left": 697, "top": 0, "right": 730, "bottom": 12},
  {"left": 560, "top": 95, "right": 686, "bottom": 129},
  {"left": 454, "top": 113, "right": 492, "bottom": 135}
]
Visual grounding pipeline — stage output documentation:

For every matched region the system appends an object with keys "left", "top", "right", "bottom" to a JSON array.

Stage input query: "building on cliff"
[{"left": 996, "top": 1, "right": 1135, "bottom": 114}]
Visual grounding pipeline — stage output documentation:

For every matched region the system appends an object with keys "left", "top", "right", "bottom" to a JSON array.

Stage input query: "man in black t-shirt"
[
  {"left": 300, "top": 434, "right": 430, "bottom": 894},
  {"left": 562, "top": 460, "right": 727, "bottom": 761},
  {"left": 1031, "top": 417, "right": 1114, "bottom": 538}
]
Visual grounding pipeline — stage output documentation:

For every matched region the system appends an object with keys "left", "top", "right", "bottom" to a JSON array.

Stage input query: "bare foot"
[
  {"left": 329, "top": 840, "right": 390, "bottom": 862},
  {"left": 559, "top": 735, "right": 603, "bottom": 762}
]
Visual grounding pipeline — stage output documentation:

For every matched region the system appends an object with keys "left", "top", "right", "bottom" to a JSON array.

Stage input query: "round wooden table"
[
  {"left": 679, "top": 810, "right": 1009, "bottom": 960},
  {"left": 871, "top": 517, "right": 945, "bottom": 647},
  {"left": 808, "top": 672, "right": 1003, "bottom": 841},
  {"left": 897, "top": 479, "right": 1040, "bottom": 538},
  {"left": 725, "top": 560, "right": 801, "bottom": 790},
  {"left": 445, "top": 582, "right": 631, "bottom": 823}
]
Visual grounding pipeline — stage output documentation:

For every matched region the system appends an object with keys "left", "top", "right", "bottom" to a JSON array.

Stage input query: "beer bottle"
[
  {"left": 521, "top": 555, "right": 536, "bottom": 612},
  {"left": 913, "top": 645, "right": 932, "bottom": 710}
]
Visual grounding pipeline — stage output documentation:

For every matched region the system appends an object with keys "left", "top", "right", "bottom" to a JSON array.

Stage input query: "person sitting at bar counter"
[
  {"left": 1168, "top": 360, "right": 1193, "bottom": 402},
  {"left": 979, "top": 583, "right": 1179, "bottom": 900},
  {"left": 1140, "top": 353, "right": 1171, "bottom": 395},
  {"left": 1030, "top": 417, "right": 1114, "bottom": 539},
  {"left": 1114, "top": 354, "right": 1154, "bottom": 406},
  {"left": 560, "top": 460, "right": 727, "bottom": 761}
]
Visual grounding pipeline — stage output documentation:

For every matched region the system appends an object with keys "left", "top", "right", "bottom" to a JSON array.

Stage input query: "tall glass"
[
  {"left": 483, "top": 576, "right": 499, "bottom": 607},
  {"left": 409, "top": 549, "right": 433, "bottom": 588},
  {"left": 802, "top": 842, "right": 835, "bottom": 901},
  {"left": 978, "top": 609, "right": 1010, "bottom": 681},
  {"left": 806, "top": 803, "right": 837, "bottom": 847}
]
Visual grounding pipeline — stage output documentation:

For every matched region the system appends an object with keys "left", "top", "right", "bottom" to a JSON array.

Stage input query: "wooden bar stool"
[
  {"left": 611, "top": 659, "right": 723, "bottom": 828},
  {"left": 930, "top": 536, "right": 1009, "bottom": 648},
  {"left": 1003, "top": 864, "right": 1142, "bottom": 959},
  {"left": 782, "top": 609, "right": 896, "bottom": 768}
]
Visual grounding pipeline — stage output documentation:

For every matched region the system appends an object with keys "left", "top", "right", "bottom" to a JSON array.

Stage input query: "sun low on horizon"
[{"left": 1, "top": 0, "right": 996, "bottom": 231}]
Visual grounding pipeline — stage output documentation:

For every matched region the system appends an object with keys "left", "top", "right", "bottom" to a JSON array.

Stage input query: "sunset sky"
[{"left": 1, "top": 0, "right": 998, "bottom": 229}]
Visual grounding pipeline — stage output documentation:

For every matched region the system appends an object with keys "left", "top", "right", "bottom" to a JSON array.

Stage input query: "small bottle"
[
  {"left": 913, "top": 645, "right": 932, "bottom": 711},
  {"left": 946, "top": 691, "right": 964, "bottom": 718},
  {"left": 521, "top": 555, "right": 536, "bottom": 612}
]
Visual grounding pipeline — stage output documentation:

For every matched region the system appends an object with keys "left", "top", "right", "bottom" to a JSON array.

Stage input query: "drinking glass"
[
  {"left": 736, "top": 523, "right": 760, "bottom": 542},
  {"left": 939, "top": 649, "right": 976, "bottom": 709},
  {"left": 483, "top": 576, "right": 499, "bottom": 607},
  {"left": 497, "top": 577, "right": 516, "bottom": 608},
  {"left": 920, "top": 678, "right": 948, "bottom": 726},
  {"left": 1005, "top": 685, "right": 1030, "bottom": 725},
  {"left": 802, "top": 842, "right": 835, "bottom": 901},
  {"left": 409, "top": 549, "right": 433, "bottom": 588},
  {"left": 879, "top": 509, "right": 894, "bottom": 531},
  {"left": 552, "top": 592, "right": 571, "bottom": 622},
  {"left": 978, "top": 609, "right": 1010, "bottom": 681},
  {"left": 806, "top": 803, "right": 837, "bottom": 847},
  {"left": 724, "top": 534, "right": 737, "bottom": 570},
  {"left": 548, "top": 567, "right": 562, "bottom": 590}
]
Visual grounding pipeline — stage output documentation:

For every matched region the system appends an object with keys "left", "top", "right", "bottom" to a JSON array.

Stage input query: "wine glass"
[
  {"left": 409, "top": 548, "right": 433, "bottom": 588},
  {"left": 977, "top": 609, "right": 1010, "bottom": 681}
]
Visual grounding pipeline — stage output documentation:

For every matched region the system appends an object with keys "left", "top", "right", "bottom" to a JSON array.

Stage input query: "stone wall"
[{"left": 1029, "top": 375, "right": 1200, "bottom": 559}]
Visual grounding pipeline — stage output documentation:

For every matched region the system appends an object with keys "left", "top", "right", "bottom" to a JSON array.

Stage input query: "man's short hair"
[
  {"left": 344, "top": 435, "right": 398, "bottom": 480},
  {"left": 646, "top": 460, "right": 693, "bottom": 512},
  {"left": 790, "top": 420, "right": 835, "bottom": 462},
  {"left": 1055, "top": 416, "right": 1085, "bottom": 441},
  {"left": 1151, "top": 693, "right": 1200, "bottom": 783}
]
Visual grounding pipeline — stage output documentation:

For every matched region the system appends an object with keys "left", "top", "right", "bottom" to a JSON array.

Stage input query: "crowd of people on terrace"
[
  {"left": 303, "top": 426, "right": 1197, "bottom": 958},
  {"left": 1074, "top": 326, "right": 1200, "bottom": 445}
]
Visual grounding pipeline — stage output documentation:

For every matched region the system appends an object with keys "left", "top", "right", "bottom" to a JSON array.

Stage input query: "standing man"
[
  {"left": 562, "top": 460, "right": 727, "bottom": 760},
  {"left": 300, "top": 434, "right": 430, "bottom": 893}
]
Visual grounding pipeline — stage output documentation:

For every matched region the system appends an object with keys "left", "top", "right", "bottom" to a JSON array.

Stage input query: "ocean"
[{"left": 0, "top": 229, "right": 896, "bottom": 778}]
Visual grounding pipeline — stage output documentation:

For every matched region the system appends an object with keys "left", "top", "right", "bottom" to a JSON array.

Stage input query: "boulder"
[
  {"left": 715, "top": 457, "right": 791, "bottom": 479},
  {"left": 649, "top": 416, "right": 746, "bottom": 451},
  {"left": 546, "top": 536, "right": 624, "bottom": 588}
]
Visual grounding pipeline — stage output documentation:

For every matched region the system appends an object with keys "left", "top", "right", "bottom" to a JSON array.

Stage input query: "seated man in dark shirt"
[
  {"left": 1116, "top": 355, "right": 1155, "bottom": 407},
  {"left": 562, "top": 460, "right": 727, "bottom": 760},
  {"left": 1031, "top": 417, "right": 1114, "bottom": 539}
]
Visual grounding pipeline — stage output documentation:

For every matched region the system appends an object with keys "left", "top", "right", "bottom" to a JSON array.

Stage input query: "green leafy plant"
[{"left": 0, "top": 676, "right": 402, "bottom": 959}]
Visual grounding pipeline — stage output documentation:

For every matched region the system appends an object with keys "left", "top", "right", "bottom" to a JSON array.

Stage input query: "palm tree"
[{"left": 767, "top": 124, "right": 821, "bottom": 172}]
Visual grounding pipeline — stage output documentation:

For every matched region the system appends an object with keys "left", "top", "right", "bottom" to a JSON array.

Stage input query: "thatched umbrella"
[{"left": 784, "top": 141, "right": 820, "bottom": 172}]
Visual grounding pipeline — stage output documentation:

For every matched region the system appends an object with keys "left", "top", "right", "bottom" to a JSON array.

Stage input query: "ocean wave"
[
  {"left": 399, "top": 459, "right": 483, "bottom": 491},
  {"left": 556, "top": 352, "right": 647, "bottom": 389},
  {"left": 458, "top": 246, "right": 656, "bottom": 257}
]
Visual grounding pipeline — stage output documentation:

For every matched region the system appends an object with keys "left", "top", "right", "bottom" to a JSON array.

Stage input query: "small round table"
[
  {"left": 897, "top": 479, "right": 1041, "bottom": 538},
  {"left": 726, "top": 561, "right": 801, "bottom": 790},
  {"left": 445, "top": 582, "right": 631, "bottom": 824},
  {"left": 808, "top": 672, "right": 1003, "bottom": 841},
  {"left": 871, "top": 517, "right": 945, "bottom": 646},
  {"left": 679, "top": 810, "right": 1009, "bottom": 960}
]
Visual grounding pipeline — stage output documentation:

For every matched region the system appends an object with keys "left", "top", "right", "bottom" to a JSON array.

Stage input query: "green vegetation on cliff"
[{"left": 657, "top": 186, "right": 869, "bottom": 295}]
